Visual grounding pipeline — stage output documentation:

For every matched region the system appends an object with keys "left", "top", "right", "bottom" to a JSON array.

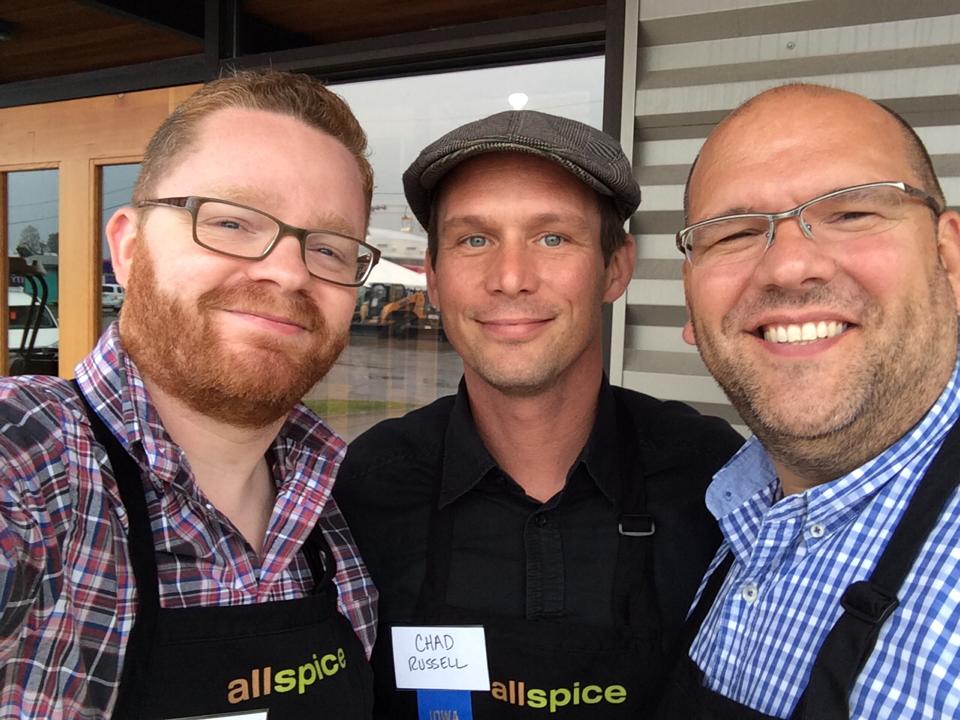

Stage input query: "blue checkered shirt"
[{"left": 688, "top": 358, "right": 960, "bottom": 718}]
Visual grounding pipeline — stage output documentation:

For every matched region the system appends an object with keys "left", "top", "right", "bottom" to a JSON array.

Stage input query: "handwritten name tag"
[{"left": 392, "top": 626, "right": 490, "bottom": 691}]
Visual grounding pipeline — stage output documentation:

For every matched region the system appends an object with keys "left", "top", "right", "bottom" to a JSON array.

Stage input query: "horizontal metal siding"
[{"left": 619, "top": 0, "right": 960, "bottom": 436}]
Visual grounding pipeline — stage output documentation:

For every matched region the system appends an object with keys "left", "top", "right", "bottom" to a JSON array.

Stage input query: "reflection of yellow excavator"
[{"left": 354, "top": 283, "right": 442, "bottom": 338}]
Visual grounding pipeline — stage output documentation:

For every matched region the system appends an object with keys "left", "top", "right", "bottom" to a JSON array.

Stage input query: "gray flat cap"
[{"left": 403, "top": 110, "right": 641, "bottom": 229}]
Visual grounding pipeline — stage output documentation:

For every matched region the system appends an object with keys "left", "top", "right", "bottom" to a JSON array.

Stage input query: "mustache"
[{"left": 197, "top": 282, "right": 323, "bottom": 331}]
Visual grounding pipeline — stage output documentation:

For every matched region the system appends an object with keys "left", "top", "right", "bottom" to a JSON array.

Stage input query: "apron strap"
[
  {"left": 797, "top": 417, "right": 960, "bottom": 720},
  {"left": 678, "top": 551, "right": 735, "bottom": 657},
  {"left": 71, "top": 380, "right": 161, "bottom": 718},
  {"left": 302, "top": 519, "right": 338, "bottom": 595},
  {"left": 610, "top": 396, "right": 657, "bottom": 628}
]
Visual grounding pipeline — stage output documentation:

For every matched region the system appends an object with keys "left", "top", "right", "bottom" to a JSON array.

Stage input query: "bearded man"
[{"left": 0, "top": 71, "right": 379, "bottom": 718}]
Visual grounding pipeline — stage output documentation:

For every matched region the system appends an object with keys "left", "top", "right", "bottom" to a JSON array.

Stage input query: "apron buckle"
[
  {"left": 840, "top": 580, "right": 899, "bottom": 625},
  {"left": 619, "top": 514, "right": 655, "bottom": 537}
]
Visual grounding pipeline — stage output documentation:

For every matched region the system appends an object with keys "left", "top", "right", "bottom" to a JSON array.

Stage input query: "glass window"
[
  {"left": 312, "top": 56, "right": 604, "bottom": 440},
  {"left": 6, "top": 169, "right": 59, "bottom": 375},
  {"left": 99, "top": 164, "right": 139, "bottom": 334}
]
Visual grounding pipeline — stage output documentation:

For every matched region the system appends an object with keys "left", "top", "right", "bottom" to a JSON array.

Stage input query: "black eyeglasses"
[
  {"left": 676, "top": 181, "right": 943, "bottom": 268},
  {"left": 137, "top": 196, "right": 381, "bottom": 287}
]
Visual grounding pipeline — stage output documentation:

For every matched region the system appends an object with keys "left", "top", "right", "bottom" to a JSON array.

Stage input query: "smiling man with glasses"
[
  {"left": 656, "top": 84, "right": 960, "bottom": 719},
  {"left": 0, "top": 71, "right": 378, "bottom": 717}
]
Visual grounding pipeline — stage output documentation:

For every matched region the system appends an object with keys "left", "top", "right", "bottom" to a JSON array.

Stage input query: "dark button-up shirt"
[{"left": 336, "top": 378, "right": 742, "bottom": 643}]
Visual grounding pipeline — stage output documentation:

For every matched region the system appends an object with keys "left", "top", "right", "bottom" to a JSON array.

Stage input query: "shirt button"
[
  {"left": 809, "top": 523, "right": 825, "bottom": 538},
  {"left": 536, "top": 514, "right": 548, "bottom": 527},
  {"left": 741, "top": 583, "right": 759, "bottom": 603}
]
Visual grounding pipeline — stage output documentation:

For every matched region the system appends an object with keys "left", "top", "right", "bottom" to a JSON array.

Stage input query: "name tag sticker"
[{"left": 392, "top": 625, "right": 490, "bottom": 691}]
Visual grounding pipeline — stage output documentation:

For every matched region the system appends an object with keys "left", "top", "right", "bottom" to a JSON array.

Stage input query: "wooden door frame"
[{"left": 0, "top": 85, "right": 197, "bottom": 376}]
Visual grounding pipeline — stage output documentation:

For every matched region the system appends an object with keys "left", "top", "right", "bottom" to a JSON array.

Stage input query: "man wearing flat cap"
[{"left": 335, "top": 111, "right": 742, "bottom": 718}]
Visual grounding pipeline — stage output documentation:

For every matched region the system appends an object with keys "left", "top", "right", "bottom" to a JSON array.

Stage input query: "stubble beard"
[
  {"left": 692, "top": 276, "right": 957, "bottom": 485},
  {"left": 119, "top": 241, "right": 347, "bottom": 428},
  {"left": 469, "top": 347, "right": 565, "bottom": 398}
]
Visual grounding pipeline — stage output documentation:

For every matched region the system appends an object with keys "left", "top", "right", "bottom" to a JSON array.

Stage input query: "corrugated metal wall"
[{"left": 612, "top": 0, "right": 960, "bottom": 435}]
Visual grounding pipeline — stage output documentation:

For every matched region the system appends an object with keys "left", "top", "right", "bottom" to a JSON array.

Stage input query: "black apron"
[
  {"left": 372, "top": 418, "right": 666, "bottom": 719},
  {"left": 75, "top": 385, "right": 374, "bottom": 719},
  {"left": 656, "top": 418, "right": 960, "bottom": 720}
]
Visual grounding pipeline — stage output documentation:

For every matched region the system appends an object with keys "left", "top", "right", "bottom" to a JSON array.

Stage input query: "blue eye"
[
  {"left": 540, "top": 234, "right": 564, "bottom": 247},
  {"left": 464, "top": 235, "right": 487, "bottom": 248}
]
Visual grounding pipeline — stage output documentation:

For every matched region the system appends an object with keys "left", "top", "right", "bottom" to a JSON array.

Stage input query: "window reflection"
[
  {"left": 99, "top": 164, "right": 139, "bottom": 335},
  {"left": 7, "top": 169, "right": 59, "bottom": 375}
]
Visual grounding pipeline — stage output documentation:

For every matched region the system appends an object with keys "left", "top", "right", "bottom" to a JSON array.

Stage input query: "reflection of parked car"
[
  {"left": 8, "top": 289, "right": 59, "bottom": 351},
  {"left": 102, "top": 282, "right": 125, "bottom": 311},
  {"left": 8, "top": 288, "right": 59, "bottom": 375}
]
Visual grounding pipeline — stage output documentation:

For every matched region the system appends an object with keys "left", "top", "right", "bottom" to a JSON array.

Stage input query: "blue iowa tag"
[{"left": 417, "top": 689, "right": 474, "bottom": 720}]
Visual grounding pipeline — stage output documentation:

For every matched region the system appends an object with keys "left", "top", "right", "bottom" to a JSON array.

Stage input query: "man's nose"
[
  {"left": 753, "top": 215, "right": 837, "bottom": 291},
  {"left": 247, "top": 233, "right": 312, "bottom": 290},
  {"left": 485, "top": 240, "right": 538, "bottom": 296}
]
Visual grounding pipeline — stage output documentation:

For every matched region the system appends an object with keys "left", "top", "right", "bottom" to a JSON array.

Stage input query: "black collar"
[{"left": 438, "top": 376, "right": 624, "bottom": 508}]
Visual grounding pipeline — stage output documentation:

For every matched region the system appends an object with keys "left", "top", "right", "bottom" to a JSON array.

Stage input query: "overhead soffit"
[{"left": 0, "top": 0, "right": 605, "bottom": 86}]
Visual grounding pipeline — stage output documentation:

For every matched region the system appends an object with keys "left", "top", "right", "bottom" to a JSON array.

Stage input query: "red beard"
[{"left": 119, "top": 241, "right": 347, "bottom": 428}]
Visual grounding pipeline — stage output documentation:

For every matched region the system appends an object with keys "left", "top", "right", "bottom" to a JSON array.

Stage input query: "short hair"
[
  {"left": 683, "top": 84, "right": 946, "bottom": 223},
  {"left": 426, "top": 182, "right": 627, "bottom": 268},
  {"left": 132, "top": 70, "right": 373, "bottom": 214},
  {"left": 876, "top": 102, "right": 945, "bottom": 209}
]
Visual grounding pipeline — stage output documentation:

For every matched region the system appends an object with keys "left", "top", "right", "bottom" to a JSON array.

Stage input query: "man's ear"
[
  {"left": 936, "top": 210, "right": 960, "bottom": 308},
  {"left": 105, "top": 206, "right": 140, "bottom": 287},
  {"left": 681, "top": 259, "right": 697, "bottom": 346},
  {"left": 424, "top": 247, "right": 440, "bottom": 310},
  {"left": 602, "top": 233, "right": 636, "bottom": 303}
]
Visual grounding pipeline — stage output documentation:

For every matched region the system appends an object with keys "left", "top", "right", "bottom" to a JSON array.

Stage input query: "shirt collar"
[
  {"left": 74, "top": 323, "right": 345, "bottom": 492},
  {"left": 439, "top": 379, "right": 498, "bottom": 506},
  {"left": 439, "top": 375, "right": 621, "bottom": 507},
  {"left": 578, "top": 375, "right": 623, "bottom": 504}
]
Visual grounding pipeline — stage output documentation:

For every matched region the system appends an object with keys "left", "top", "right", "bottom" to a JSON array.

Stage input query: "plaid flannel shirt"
[{"left": 0, "top": 324, "right": 377, "bottom": 718}]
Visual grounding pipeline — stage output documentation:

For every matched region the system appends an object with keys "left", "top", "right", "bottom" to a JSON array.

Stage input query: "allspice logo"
[
  {"left": 490, "top": 679, "right": 627, "bottom": 713},
  {"left": 226, "top": 647, "right": 347, "bottom": 704}
]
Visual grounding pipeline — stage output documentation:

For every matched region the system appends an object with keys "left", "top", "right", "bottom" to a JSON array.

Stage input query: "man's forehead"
[
  {"left": 690, "top": 90, "right": 912, "bottom": 204},
  {"left": 706, "top": 89, "right": 900, "bottom": 156}
]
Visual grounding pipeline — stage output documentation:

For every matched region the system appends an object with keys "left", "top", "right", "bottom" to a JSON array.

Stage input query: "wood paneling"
[
  {"left": 243, "top": 0, "right": 605, "bottom": 43},
  {"left": 0, "top": 0, "right": 604, "bottom": 85},
  {"left": 0, "top": 1, "right": 201, "bottom": 83}
]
